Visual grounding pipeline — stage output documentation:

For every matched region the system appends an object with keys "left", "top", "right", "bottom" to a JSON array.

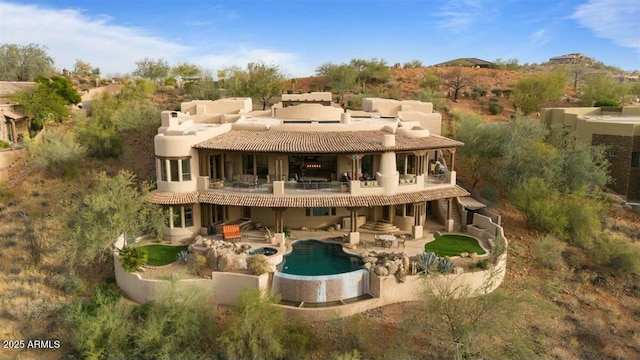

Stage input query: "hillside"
[{"left": 1, "top": 67, "right": 639, "bottom": 359}]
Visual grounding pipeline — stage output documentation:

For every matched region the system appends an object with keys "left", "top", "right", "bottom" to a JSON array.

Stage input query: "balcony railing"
[{"left": 284, "top": 181, "right": 348, "bottom": 193}]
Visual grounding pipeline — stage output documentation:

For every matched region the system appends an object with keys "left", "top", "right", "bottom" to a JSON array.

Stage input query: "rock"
[
  {"left": 374, "top": 265, "right": 389, "bottom": 277},
  {"left": 194, "top": 236, "right": 204, "bottom": 246},
  {"left": 364, "top": 262, "right": 372, "bottom": 270},
  {"left": 396, "top": 267, "right": 406, "bottom": 282},
  {"left": 233, "top": 254, "right": 248, "bottom": 271},
  {"left": 217, "top": 253, "right": 235, "bottom": 272},
  {"left": 386, "top": 262, "right": 398, "bottom": 276},
  {"left": 402, "top": 255, "right": 410, "bottom": 272},
  {"left": 470, "top": 252, "right": 479, "bottom": 261},
  {"left": 364, "top": 256, "right": 378, "bottom": 264},
  {"left": 206, "top": 248, "right": 218, "bottom": 270},
  {"left": 460, "top": 252, "right": 469, "bottom": 258},
  {"left": 203, "top": 239, "right": 212, "bottom": 247}
]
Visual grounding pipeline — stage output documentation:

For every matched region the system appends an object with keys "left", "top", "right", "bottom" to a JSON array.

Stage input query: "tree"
[
  {"left": 442, "top": 67, "right": 474, "bottom": 101},
  {"left": 225, "top": 61, "right": 286, "bottom": 110},
  {"left": 0, "top": 43, "right": 54, "bottom": 81},
  {"left": 61, "top": 170, "right": 164, "bottom": 268},
  {"left": 133, "top": 57, "right": 170, "bottom": 84},
  {"left": 171, "top": 62, "right": 201, "bottom": 88},
  {"left": 403, "top": 59, "right": 423, "bottom": 69},
  {"left": 37, "top": 75, "right": 82, "bottom": 105},
  {"left": 185, "top": 74, "right": 221, "bottom": 101},
  {"left": 510, "top": 177, "right": 567, "bottom": 235},
  {"left": 512, "top": 69, "right": 568, "bottom": 114},
  {"left": 420, "top": 70, "right": 441, "bottom": 91},
  {"left": 350, "top": 58, "right": 391, "bottom": 92},
  {"left": 454, "top": 114, "right": 508, "bottom": 192},
  {"left": 316, "top": 63, "right": 359, "bottom": 106},
  {"left": 11, "top": 84, "right": 71, "bottom": 128},
  {"left": 73, "top": 59, "right": 93, "bottom": 78},
  {"left": 579, "top": 72, "right": 629, "bottom": 107},
  {"left": 219, "top": 289, "right": 286, "bottom": 360}
]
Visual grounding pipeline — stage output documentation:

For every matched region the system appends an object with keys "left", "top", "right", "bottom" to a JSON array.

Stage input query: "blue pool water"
[{"left": 277, "top": 239, "right": 364, "bottom": 276}]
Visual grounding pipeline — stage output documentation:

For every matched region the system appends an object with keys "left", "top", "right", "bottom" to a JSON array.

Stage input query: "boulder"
[
  {"left": 460, "top": 252, "right": 469, "bottom": 258},
  {"left": 217, "top": 252, "right": 235, "bottom": 272},
  {"left": 386, "top": 261, "right": 399, "bottom": 276},
  {"left": 233, "top": 254, "right": 248, "bottom": 271},
  {"left": 374, "top": 265, "right": 389, "bottom": 277},
  {"left": 402, "top": 255, "right": 410, "bottom": 272},
  {"left": 470, "top": 252, "right": 479, "bottom": 261}
]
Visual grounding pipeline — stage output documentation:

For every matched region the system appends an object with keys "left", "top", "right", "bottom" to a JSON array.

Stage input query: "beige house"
[
  {"left": 152, "top": 93, "right": 469, "bottom": 243},
  {"left": 541, "top": 106, "right": 640, "bottom": 202},
  {"left": 0, "top": 82, "right": 34, "bottom": 144}
]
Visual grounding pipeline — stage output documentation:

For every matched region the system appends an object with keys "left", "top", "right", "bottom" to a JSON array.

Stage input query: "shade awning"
[{"left": 457, "top": 196, "right": 487, "bottom": 210}]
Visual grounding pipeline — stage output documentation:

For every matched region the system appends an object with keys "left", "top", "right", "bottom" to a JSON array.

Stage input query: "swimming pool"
[{"left": 273, "top": 239, "right": 368, "bottom": 304}]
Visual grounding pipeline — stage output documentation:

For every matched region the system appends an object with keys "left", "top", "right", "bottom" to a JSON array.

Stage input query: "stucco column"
[
  {"left": 449, "top": 149, "right": 456, "bottom": 172},
  {"left": 445, "top": 198, "right": 454, "bottom": 232},
  {"left": 272, "top": 208, "right": 286, "bottom": 246},
  {"left": 377, "top": 152, "right": 399, "bottom": 194},
  {"left": 346, "top": 207, "right": 361, "bottom": 244},
  {"left": 412, "top": 202, "right": 423, "bottom": 239}
]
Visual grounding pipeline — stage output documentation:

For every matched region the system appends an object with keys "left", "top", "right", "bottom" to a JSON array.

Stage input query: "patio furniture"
[
  {"left": 221, "top": 224, "right": 242, "bottom": 242},
  {"left": 374, "top": 235, "right": 385, "bottom": 247},
  {"left": 379, "top": 234, "right": 396, "bottom": 249}
]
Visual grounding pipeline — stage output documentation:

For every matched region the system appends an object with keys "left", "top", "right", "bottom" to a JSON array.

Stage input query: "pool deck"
[{"left": 211, "top": 219, "right": 447, "bottom": 259}]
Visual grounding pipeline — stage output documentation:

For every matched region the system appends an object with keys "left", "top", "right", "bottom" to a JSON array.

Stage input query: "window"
[
  {"left": 632, "top": 152, "right": 640, "bottom": 168},
  {"left": 172, "top": 206, "right": 182, "bottom": 228},
  {"left": 305, "top": 207, "right": 336, "bottom": 216},
  {"left": 181, "top": 159, "right": 191, "bottom": 181},
  {"left": 242, "top": 154, "right": 255, "bottom": 175},
  {"left": 609, "top": 149, "right": 617, "bottom": 157},
  {"left": 157, "top": 157, "right": 192, "bottom": 182},
  {"left": 184, "top": 206, "right": 193, "bottom": 227},
  {"left": 170, "top": 159, "right": 179, "bottom": 181},
  {"left": 160, "top": 159, "right": 167, "bottom": 181}
]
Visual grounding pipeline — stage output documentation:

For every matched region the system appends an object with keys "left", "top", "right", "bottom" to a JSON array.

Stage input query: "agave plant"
[
  {"left": 415, "top": 251, "right": 439, "bottom": 274},
  {"left": 176, "top": 250, "right": 189, "bottom": 265},
  {"left": 437, "top": 258, "right": 455, "bottom": 274}
]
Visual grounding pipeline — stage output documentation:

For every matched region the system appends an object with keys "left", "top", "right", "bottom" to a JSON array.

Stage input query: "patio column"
[
  {"left": 449, "top": 148, "right": 456, "bottom": 172},
  {"left": 346, "top": 207, "right": 361, "bottom": 244},
  {"left": 412, "top": 202, "right": 424, "bottom": 239},
  {"left": 445, "top": 198, "right": 455, "bottom": 232},
  {"left": 272, "top": 207, "right": 287, "bottom": 247}
]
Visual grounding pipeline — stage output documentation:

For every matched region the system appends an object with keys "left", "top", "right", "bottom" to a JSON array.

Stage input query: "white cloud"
[
  {"left": 530, "top": 28, "right": 550, "bottom": 46},
  {"left": 434, "top": 0, "right": 485, "bottom": 33},
  {"left": 571, "top": 0, "right": 640, "bottom": 50},
  {"left": 0, "top": 2, "right": 308, "bottom": 77}
]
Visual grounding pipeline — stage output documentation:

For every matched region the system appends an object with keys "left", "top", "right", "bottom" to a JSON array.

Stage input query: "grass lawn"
[
  {"left": 142, "top": 245, "right": 189, "bottom": 266},
  {"left": 424, "top": 234, "right": 486, "bottom": 257}
]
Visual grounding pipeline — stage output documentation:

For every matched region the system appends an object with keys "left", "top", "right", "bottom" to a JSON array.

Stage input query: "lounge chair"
[{"left": 221, "top": 224, "right": 242, "bottom": 242}]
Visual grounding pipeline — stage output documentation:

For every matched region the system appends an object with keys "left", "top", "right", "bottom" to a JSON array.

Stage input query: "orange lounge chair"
[{"left": 222, "top": 224, "right": 242, "bottom": 241}]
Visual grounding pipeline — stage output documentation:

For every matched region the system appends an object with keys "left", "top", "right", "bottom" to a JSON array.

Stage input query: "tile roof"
[
  {"left": 196, "top": 186, "right": 469, "bottom": 208},
  {"left": 193, "top": 130, "right": 463, "bottom": 153},
  {"left": 149, "top": 191, "right": 199, "bottom": 205}
]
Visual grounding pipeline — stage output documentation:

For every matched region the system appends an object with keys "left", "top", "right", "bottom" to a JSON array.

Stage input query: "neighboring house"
[
  {"left": 548, "top": 53, "right": 596, "bottom": 65},
  {"left": 433, "top": 58, "right": 494, "bottom": 68},
  {"left": 0, "top": 81, "right": 35, "bottom": 144},
  {"left": 151, "top": 92, "right": 468, "bottom": 243},
  {"left": 541, "top": 106, "right": 640, "bottom": 202}
]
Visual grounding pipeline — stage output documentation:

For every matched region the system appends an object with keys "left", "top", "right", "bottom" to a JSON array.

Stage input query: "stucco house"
[
  {"left": 0, "top": 81, "right": 34, "bottom": 144},
  {"left": 541, "top": 106, "right": 640, "bottom": 202},
  {"left": 151, "top": 93, "right": 469, "bottom": 243}
]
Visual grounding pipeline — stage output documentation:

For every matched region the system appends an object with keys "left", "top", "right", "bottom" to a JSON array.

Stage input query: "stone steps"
[{"left": 360, "top": 221, "right": 401, "bottom": 233}]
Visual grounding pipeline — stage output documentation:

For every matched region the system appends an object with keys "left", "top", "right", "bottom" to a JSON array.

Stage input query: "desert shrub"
[
  {"left": 472, "top": 259, "right": 490, "bottom": 270},
  {"left": 462, "top": 90, "right": 470, "bottom": 98},
  {"left": 25, "top": 129, "right": 87, "bottom": 177},
  {"left": 488, "top": 101, "right": 504, "bottom": 115},
  {"left": 471, "top": 91, "right": 480, "bottom": 100},
  {"left": 532, "top": 235, "right": 565, "bottom": 269},
  {"left": 562, "top": 246, "right": 587, "bottom": 269},
  {"left": 219, "top": 289, "right": 285, "bottom": 360},
  {"left": 594, "top": 99, "right": 620, "bottom": 107},
  {"left": 510, "top": 178, "right": 567, "bottom": 237},
  {"left": 247, "top": 254, "right": 270, "bottom": 275},
  {"left": 118, "top": 246, "right": 147, "bottom": 272},
  {"left": 0, "top": 140, "right": 10, "bottom": 149},
  {"left": 491, "top": 88, "right": 503, "bottom": 97},
  {"left": 592, "top": 233, "right": 640, "bottom": 274},
  {"left": 489, "top": 96, "right": 499, "bottom": 102},
  {"left": 473, "top": 87, "right": 488, "bottom": 97},
  {"left": 563, "top": 196, "right": 603, "bottom": 249}
]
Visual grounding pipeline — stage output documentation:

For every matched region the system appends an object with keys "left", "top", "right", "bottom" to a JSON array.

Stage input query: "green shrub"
[
  {"left": 491, "top": 88, "right": 503, "bottom": 97},
  {"left": 532, "top": 235, "right": 565, "bottom": 269},
  {"left": 118, "top": 246, "right": 147, "bottom": 272},
  {"left": 471, "top": 91, "right": 480, "bottom": 100},
  {"left": 563, "top": 196, "right": 602, "bottom": 249},
  {"left": 489, "top": 96, "right": 500, "bottom": 102},
  {"left": 472, "top": 259, "right": 490, "bottom": 270},
  {"left": 592, "top": 233, "right": 639, "bottom": 274},
  {"left": 488, "top": 101, "right": 504, "bottom": 115},
  {"left": 247, "top": 254, "right": 271, "bottom": 275},
  {"left": 562, "top": 246, "right": 586, "bottom": 269},
  {"left": 594, "top": 99, "right": 620, "bottom": 107},
  {"left": 473, "top": 87, "right": 488, "bottom": 97},
  {"left": 0, "top": 140, "right": 10, "bottom": 149}
]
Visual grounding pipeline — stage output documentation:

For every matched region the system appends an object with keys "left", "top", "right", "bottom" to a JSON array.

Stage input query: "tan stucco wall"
[
  {"left": 275, "top": 103, "right": 344, "bottom": 120},
  {"left": 115, "top": 255, "right": 269, "bottom": 305},
  {"left": 180, "top": 98, "right": 252, "bottom": 117}
]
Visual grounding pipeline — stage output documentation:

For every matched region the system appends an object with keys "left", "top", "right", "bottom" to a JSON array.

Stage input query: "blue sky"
[{"left": 1, "top": 0, "right": 638, "bottom": 78}]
